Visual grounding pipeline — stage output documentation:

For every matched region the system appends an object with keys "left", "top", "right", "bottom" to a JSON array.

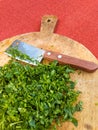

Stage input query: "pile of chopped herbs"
[{"left": 0, "top": 60, "right": 83, "bottom": 130}]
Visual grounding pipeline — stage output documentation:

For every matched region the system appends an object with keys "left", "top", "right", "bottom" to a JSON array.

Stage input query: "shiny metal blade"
[{"left": 5, "top": 40, "right": 45, "bottom": 65}]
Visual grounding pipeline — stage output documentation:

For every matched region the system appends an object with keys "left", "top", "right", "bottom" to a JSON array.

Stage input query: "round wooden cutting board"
[{"left": 0, "top": 15, "right": 98, "bottom": 130}]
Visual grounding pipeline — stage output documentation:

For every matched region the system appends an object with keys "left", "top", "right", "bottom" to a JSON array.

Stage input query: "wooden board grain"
[{"left": 0, "top": 15, "right": 98, "bottom": 130}]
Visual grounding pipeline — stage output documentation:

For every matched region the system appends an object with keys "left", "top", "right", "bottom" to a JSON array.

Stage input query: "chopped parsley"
[{"left": 0, "top": 59, "right": 83, "bottom": 130}]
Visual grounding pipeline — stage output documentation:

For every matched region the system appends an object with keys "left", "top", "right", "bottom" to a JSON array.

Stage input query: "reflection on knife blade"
[{"left": 5, "top": 40, "right": 45, "bottom": 65}]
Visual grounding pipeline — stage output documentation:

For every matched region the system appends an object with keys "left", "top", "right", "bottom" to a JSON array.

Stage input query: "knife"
[{"left": 5, "top": 40, "right": 98, "bottom": 72}]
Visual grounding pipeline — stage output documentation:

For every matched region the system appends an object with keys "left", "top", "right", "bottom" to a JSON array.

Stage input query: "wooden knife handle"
[{"left": 44, "top": 50, "right": 98, "bottom": 72}]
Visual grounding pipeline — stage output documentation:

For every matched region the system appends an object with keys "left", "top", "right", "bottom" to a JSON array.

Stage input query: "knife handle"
[{"left": 44, "top": 50, "right": 98, "bottom": 72}]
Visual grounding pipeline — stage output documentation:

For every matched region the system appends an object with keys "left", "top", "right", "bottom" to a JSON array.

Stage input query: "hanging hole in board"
[{"left": 47, "top": 19, "right": 51, "bottom": 23}]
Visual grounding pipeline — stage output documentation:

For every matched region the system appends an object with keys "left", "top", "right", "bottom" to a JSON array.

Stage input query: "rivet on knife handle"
[{"left": 44, "top": 50, "right": 98, "bottom": 72}]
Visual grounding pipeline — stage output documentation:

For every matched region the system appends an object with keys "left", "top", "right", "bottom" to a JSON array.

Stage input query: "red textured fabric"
[{"left": 0, "top": 0, "right": 98, "bottom": 58}]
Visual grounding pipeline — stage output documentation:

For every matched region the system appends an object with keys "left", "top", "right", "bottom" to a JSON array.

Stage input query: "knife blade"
[{"left": 5, "top": 40, "right": 98, "bottom": 72}]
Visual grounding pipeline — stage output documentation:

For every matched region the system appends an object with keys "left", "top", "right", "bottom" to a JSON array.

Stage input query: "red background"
[{"left": 0, "top": 0, "right": 98, "bottom": 59}]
